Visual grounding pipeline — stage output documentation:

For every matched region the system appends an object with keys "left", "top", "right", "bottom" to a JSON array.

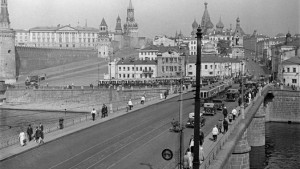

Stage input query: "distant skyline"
[{"left": 8, "top": 0, "right": 300, "bottom": 38}]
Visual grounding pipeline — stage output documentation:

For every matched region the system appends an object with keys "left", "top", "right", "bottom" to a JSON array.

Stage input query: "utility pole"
[
  {"left": 109, "top": 50, "right": 113, "bottom": 113},
  {"left": 241, "top": 61, "right": 245, "bottom": 119},
  {"left": 193, "top": 26, "right": 202, "bottom": 169}
]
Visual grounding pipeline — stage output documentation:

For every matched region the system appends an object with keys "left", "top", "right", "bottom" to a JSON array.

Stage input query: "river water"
[{"left": 250, "top": 122, "right": 300, "bottom": 169}]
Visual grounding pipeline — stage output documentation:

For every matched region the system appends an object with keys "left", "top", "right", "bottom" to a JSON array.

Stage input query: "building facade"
[
  {"left": 139, "top": 45, "right": 159, "bottom": 60},
  {"left": 116, "top": 58, "right": 157, "bottom": 79},
  {"left": 0, "top": 0, "right": 16, "bottom": 83},
  {"left": 186, "top": 55, "right": 242, "bottom": 78},
  {"left": 282, "top": 57, "right": 300, "bottom": 87},
  {"left": 14, "top": 29, "right": 29, "bottom": 46}
]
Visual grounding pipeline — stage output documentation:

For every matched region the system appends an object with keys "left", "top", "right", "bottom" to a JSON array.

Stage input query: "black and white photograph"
[{"left": 0, "top": 0, "right": 299, "bottom": 168}]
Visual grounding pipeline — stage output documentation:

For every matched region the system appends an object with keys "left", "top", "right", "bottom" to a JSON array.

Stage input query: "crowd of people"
[{"left": 19, "top": 123, "right": 45, "bottom": 147}]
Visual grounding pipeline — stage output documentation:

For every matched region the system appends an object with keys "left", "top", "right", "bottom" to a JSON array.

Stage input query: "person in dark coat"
[
  {"left": 34, "top": 127, "right": 39, "bottom": 143},
  {"left": 101, "top": 104, "right": 108, "bottom": 118},
  {"left": 223, "top": 118, "right": 229, "bottom": 133},
  {"left": 199, "top": 129, "right": 204, "bottom": 146},
  {"left": 39, "top": 123, "right": 44, "bottom": 132},
  {"left": 27, "top": 124, "right": 33, "bottom": 141},
  {"left": 238, "top": 97, "right": 242, "bottom": 107},
  {"left": 222, "top": 107, "right": 228, "bottom": 118}
]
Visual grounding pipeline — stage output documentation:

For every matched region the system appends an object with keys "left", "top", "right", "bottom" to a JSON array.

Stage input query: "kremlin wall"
[{"left": 15, "top": 47, "right": 97, "bottom": 75}]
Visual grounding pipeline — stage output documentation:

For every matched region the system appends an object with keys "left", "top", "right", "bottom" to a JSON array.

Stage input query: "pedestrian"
[
  {"left": 101, "top": 104, "right": 106, "bottom": 118},
  {"left": 199, "top": 146, "right": 205, "bottom": 164},
  {"left": 228, "top": 113, "right": 233, "bottom": 123},
  {"left": 183, "top": 152, "right": 189, "bottom": 169},
  {"left": 248, "top": 92, "right": 252, "bottom": 103},
  {"left": 232, "top": 108, "right": 237, "bottom": 120},
  {"left": 104, "top": 104, "right": 108, "bottom": 117},
  {"left": 217, "top": 119, "right": 223, "bottom": 134},
  {"left": 189, "top": 135, "right": 194, "bottom": 154},
  {"left": 26, "top": 124, "right": 33, "bottom": 142},
  {"left": 160, "top": 93, "right": 163, "bottom": 100},
  {"left": 91, "top": 108, "right": 96, "bottom": 121},
  {"left": 212, "top": 125, "right": 219, "bottom": 142},
  {"left": 164, "top": 90, "right": 168, "bottom": 99},
  {"left": 19, "top": 131, "right": 26, "bottom": 146},
  {"left": 128, "top": 99, "right": 133, "bottom": 110},
  {"left": 238, "top": 97, "right": 242, "bottom": 107},
  {"left": 141, "top": 95, "right": 145, "bottom": 104},
  {"left": 223, "top": 118, "right": 229, "bottom": 133},
  {"left": 199, "top": 129, "right": 204, "bottom": 146},
  {"left": 39, "top": 122, "right": 44, "bottom": 132},
  {"left": 186, "top": 148, "right": 193, "bottom": 168},
  {"left": 38, "top": 126, "right": 44, "bottom": 144},
  {"left": 34, "top": 126, "right": 39, "bottom": 142},
  {"left": 222, "top": 106, "right": 228, "bottom": 118}
]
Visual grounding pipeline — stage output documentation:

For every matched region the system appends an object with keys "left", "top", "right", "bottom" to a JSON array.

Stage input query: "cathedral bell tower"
[
  {"left": 0, "top": 0, "right": 16, "bottom": 83},
  {"left": 123, "top": 0, "right": 138, "bottom": 37},
  {"left": 232, "top": 17, "right": 245, "bottom": 59}
]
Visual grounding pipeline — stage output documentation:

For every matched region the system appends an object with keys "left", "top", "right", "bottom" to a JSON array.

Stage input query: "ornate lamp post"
[{"left": 193, "top": 26, "right": 202, "bottom": 169}]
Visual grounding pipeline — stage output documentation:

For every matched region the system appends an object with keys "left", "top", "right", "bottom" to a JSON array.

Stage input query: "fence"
[{"left": 0, "top": 95, "right": 160, "bottom": 149}]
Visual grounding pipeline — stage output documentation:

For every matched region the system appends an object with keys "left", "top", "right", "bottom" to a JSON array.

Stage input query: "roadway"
[{"left": 0, "top": 90, "right": 238, "bottom": 169}]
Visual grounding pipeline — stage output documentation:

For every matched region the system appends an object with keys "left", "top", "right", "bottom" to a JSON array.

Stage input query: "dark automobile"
[
  {"left": 212, "top": 99, "right": 225, "bottom": 110},
  {"left": 226, "top": 89, "right": 240, "bottom": 102},
  {"left": 186, "top": 112, "right": 206, "bottom": 128}
]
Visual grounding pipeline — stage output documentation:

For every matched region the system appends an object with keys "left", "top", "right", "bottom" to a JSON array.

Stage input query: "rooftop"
[{"left": 117, "top": 58, "right": 157, "bottom": 65}]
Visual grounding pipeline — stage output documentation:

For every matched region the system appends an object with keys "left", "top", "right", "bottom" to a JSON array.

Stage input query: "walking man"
[
  {"left": 19, "top": 131, "right": 26, "bottom": 146},
  {"left": 232, "top": 107, "right": 237, "bottom": 120},
  {"left": 222, "top": 107, "right": 228, "bottom": 118},
  {"left": 128, "top": 99, "right": 133, "bottom": 110},
  {"left": 223, "top": 118, "right": 229, "bottom": 133},
  {"left": 91, "top": 108, "right": 97, "bottom": 121},
  {"left": 212, "top": 125, "right": 219, "bottom": 142},
  {"left": 199, "top": 129, "right": 204, "bottom": 146},
  {"left": 141, "top": 95, "right": 145, "bottom": 104},
  {"left": 27, "top": 124, "right": 33, "bottom": 142},
  {"left": 39, "top": 123, "right": 44, "bottom": 132}
]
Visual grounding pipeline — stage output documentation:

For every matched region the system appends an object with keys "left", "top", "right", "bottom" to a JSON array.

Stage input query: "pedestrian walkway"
[{"left": 0, "top": 91, "right": 183, "bottom": 161}]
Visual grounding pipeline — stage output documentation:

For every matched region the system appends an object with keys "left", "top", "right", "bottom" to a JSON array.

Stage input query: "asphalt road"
[{"left": 0, "top": 91, "right": 238, "bottom": 169}]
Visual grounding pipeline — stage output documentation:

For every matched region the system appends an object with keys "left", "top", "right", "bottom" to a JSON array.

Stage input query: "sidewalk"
[{"left": 0, "top": 92, "right": 182, "bottom": 161}]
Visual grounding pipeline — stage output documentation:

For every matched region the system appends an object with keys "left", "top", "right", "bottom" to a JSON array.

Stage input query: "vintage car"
[
  {"left": 212, "top": 98, "right": 225, "bottom": 110},
  {"left": 203, "top": 103, "right": 217, "bottom": 115},
  {"left": 186, "top": 112, "right": 206, "bottom": 128},
  {"left": 226, "top": 89, "right": 240, "bottom": 102}
]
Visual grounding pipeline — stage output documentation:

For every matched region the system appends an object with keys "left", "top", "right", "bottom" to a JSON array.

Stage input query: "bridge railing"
[{"left": 199, "top": 83, "right": 272, "bottom": 169}]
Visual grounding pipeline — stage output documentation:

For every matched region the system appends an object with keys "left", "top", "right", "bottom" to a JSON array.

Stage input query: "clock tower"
[{"left": 123, "top": 0, "right": 138, "bottom": 37}]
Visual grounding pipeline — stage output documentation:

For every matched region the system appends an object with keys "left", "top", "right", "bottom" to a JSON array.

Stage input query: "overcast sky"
[{"left": 9, "top": 0, "right": 299, "bottom": 38}]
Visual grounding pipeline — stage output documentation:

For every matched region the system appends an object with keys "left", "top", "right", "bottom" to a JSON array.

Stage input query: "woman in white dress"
[{"left": 19, "top": 131, "right": 26, "bottom": 146}]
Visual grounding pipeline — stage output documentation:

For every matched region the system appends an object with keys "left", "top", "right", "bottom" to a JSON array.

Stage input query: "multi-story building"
[
  {"left": 0, "top": 0, "right": 16, "bottom": 83},
  {"left": 139, "top": 45, "right": 159, "bottom": 60},
  {"left": 157, "top": 47, "right": 186, "bottom": 78},
  {"left": 116, "top": 58, "right": 157, "bottom": 79},
  {"left": 282, "top": 56, "right": 300, "bottom": 87},
  {"left": 14, "top": 29, "right": 29, "bottom": 46},
  {"left": 27, "top": 24, "right": 98, "bottom": 48},
  {"left": 153, "top": 35, "right": 176, "bottom": 46},
  {"left": 186, "top": 55, "right": 242, "bottom": 78}
]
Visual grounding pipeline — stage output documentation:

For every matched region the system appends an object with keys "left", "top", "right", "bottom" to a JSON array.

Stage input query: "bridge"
[{"left": 199, "top": 84, "right": 300, "bottom": 169}]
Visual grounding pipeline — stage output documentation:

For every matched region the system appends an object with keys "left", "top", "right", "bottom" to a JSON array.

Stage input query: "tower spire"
[
  {"left": 0, "top": 0, "right": 11, "bottom": 29},
  {"left": 128, "top": 0, "right": 133, "bottom": 9}
]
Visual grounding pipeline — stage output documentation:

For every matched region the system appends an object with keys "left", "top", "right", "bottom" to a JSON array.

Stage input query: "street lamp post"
[
  {"left": 109, "top": 51, "right": 113, "bottom": 113},
  {"left": 193, "top": 26, "right": 202, "bottom": 169},
  {"left": 241, "top": 61, "right": 245, "bottom": 119}
]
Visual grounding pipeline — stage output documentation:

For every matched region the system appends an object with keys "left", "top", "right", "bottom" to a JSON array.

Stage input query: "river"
[{"left": 250, "top": 122, "right": 300, "bottom": 169}]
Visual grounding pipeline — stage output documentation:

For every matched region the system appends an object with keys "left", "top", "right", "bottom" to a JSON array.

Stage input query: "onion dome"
[
  {"left": 216, "top": 17, "right": 224, "bottom": 29},
  {"left": 286, "top": 31, "right": 291, "bottom": 38},
  {"left": 192, "top": 19, "right": 198, "bottom": 29}
]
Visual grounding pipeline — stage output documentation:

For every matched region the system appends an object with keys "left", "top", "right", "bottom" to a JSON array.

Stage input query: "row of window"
[
  {"left": 161, "top": 66, "right": 181, "bottom": 72},
  {"left": 31, "top": 32, "right": 97, "bottom": 37},
  {"left": 118, "top": 74, "right": 152, "bottom": 78},
  {"left": 283, "top": 67, "right": 298, "bottom": 73},
  {"left": 118, "top": 66, "right": 153, "bottom": 71},
  {"left": 162, "top": 57, "right": 181, "bottom": 63},
  {"left": 140, "top": 52, "right": 158, "bottom": 55}
]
